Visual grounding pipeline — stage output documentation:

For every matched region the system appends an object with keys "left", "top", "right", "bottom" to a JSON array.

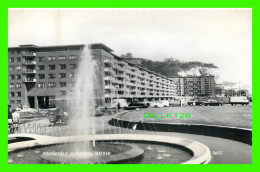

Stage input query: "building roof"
[
  {"left": 88, "top": 43, "right": 113, "bottom": 53},
  {"left": 8, "top": 44, "right": 86, "bottom": 49},
  {"left": 168, "top": 75, "right": 215, "bottom": 78}
]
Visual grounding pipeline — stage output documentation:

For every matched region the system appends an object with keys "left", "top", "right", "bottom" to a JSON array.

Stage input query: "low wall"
[{"left": 109, "top": 118, "right": 252, "bottom": 145}]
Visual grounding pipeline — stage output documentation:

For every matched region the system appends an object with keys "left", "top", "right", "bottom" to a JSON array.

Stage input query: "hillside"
[{"left": 134, "top": 58, "right": 218, "bottom": 76}]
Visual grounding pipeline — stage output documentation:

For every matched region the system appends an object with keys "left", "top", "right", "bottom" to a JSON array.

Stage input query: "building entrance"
[
  {"left": 37, "top": 96, "right": 50, "bottom": 109},
  {"left": 28, "top": 96, "right": 35, "bottom": 108}
]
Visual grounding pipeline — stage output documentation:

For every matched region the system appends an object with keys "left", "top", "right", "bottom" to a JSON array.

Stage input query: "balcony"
[
  {"left": 130, "top": 77, "right": 136, "bottom": 81},
  {"left": 104, "top": 59, "right": 112, "bottom": 64},
  {"left": 23, "top": 78, "right": 36, "bottom": 82},
  {"left": 104, "top": 94, "right": 111, "bottom": 98},
  {"left": 117, "top": 73, "right": 125, "bottom": 78},
  {"left": 105, "top": 85, "right": 113, "bottom": 89},
  {"left": 23, "top": 69, "right": 36, "bottom": 74},
  {"left": 22, "top": 52, "right": 36, "bottom": 57},
  {"left": 23, "top": 60, "right": 36, "bottom": 65},
  {"left": 104, "top": 77, "right": 112, "bottom": 80},
  {"left": 117, "top": 87, "right": 124, "bottom": 91}
]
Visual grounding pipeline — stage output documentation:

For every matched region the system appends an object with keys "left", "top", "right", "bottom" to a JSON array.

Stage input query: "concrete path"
[
  {"left": 99, "top": 127, "right": 252, "bottom": 164},
  {"left": 9, "top": 113, "right": 252, "bottom": 164}
]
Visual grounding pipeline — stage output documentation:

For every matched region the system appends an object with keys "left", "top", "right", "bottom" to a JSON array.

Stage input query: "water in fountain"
[{"left": 67, "top": 47, "right": 101, "bottom": 153}]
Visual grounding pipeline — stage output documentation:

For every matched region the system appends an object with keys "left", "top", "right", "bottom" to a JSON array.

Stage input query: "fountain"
[{"left": 8, "top": 47, "right": 211, "bottom": 164}]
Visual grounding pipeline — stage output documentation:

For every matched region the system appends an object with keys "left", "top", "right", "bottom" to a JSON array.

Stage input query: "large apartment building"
[
  {"left": 8, "top": 44, "right": 85, "bottom": 108},
  {"left": 89, "top": 44, "right": 176, "bottom": 105},
  {"left": 8, "top": 43, "right": 216, "bottom": 108},
  {"left": 8, "top": 43, "right": 179, "bottom": 108},
  {"left": 169, "top": 76, "right": 216, "bottom": 97}
]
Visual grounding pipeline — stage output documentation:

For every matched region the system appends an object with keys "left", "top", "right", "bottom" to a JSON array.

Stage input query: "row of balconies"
[
  {"left": 107, "top": 64, "right": 172, "bottom": 83},
  {"left": 104, "top": 67, "right": 176, "bottom": 90},
  {"left": 106, "top": 86, "right": 174, "bottom": 95},
  {"left": 105, "top": 92, "right": 175, "bottom": 98}
]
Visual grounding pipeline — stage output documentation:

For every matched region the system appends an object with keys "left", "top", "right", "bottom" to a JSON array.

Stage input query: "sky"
[{"left": 8, "top": 8, "right": 252, "bottom": 86}]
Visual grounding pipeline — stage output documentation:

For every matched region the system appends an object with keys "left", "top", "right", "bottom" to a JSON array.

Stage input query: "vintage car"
[{"left": 203, "top": 99, "right": 223, "bottom": 106}]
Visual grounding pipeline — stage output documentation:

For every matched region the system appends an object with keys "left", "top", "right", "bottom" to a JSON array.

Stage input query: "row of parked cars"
[
  {"left": 111, "top": 96, "right": 250, "bottom": 110},
  {"left": 187, "top": 97, "right": 250, "bottom": 106}
]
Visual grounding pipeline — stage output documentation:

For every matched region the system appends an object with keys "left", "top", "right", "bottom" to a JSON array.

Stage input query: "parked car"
[
  {"left": 169, "top": 100, "right": 181, "bottom": 107},
  {"left": 229, "top": 97, "right": 249, "bottom": 105},
  {"left": 154, "top": 101, "right": 169, "bottom": 108},
  {"left": 161, "top": 100, "right": 170, "bottom": 107},
  {"left": 187, "top": 101, "right": 195, "bottom": 106},
  {"left": 195, "top": 101, "right": 204, "bottom": 106},
  {"left": 143, "top": 101, "right": 155, "bottom": 107},
  {"left": 127, "top": 101, "right": 148, "bottom": 108},
  {"left": 111, "top": 99, "right": 128, "bottom": 109},
  {"left": 203, "top": 99, "right": 223, "bottom": 106}
]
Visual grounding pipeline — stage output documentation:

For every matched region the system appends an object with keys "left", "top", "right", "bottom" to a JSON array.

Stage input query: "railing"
[
  {"left": 22, "top": 52, "right": 36, "bottom": 57},
  {"left": 23, "top": 69, "right": 36, "bottom": 74},
  {"left": 23, "top": 78, "right": 36, "bottom": 82},
  {"left": 104, "top": 59, "right": 112, "bottom": 63},
  {"left": 22, "top": 60, "right": 36, "bottom": 65},
  {"left": 14, "top": 123, "right": 69, "bottom": 137}
]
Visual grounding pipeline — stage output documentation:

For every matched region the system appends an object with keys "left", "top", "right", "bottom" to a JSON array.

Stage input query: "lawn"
[{"left": 118, "top": 104, "right": 252, "bottom": 129}]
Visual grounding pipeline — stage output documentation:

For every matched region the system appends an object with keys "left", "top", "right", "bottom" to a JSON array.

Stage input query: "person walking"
[
  {"left": 12, "top": 109, "right": 20, "bottom": 132},
  {"left": 8, "top": 105, "right": 14, "bottom": 133}
]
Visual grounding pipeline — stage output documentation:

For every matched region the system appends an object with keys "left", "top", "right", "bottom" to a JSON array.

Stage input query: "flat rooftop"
[{"left": 8, "top": 44, "right": 86, "bottom": 49}]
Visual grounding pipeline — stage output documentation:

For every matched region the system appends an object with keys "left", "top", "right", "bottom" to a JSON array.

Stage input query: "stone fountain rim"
[
  {"left": 8, "top": 134, "right": 211, "bottom": 164},
  {"left": 41, "top": 143, "right": 144, "bottom": 164}
]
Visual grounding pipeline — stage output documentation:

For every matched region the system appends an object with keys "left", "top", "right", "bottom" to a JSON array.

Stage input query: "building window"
[
  {"left": 38, "top": 57, "right": 45, "bottom": 62},
  {"left": 59, "top": 56, "right": 66, "bottom": 60},
  {"left": 16, "top": 83, "right": 21, "bottom": 88},
  {"left": 48, "top": 82, "right": 56, "bottom": 88},
  {"left": 49, "top": 65, "right": 55, "bottom": 70},
  {"left": 38, "top": 83, "right": 45, "bottom": 88},
  {"left": 10, "top": 75, "right": 15, "bottom": 80},
  {"left": 10, "top": 58, "right": 15, "bottom": 62},
  {"left": 59, "top": 73, "right": 66, "bottom": 78},
  {"left": 10, "top": 83, "right": 15, "bottom": 89},
  {"left": 69, "top": 73, "right": 76, "bottom": 78},
  {"left": 60, "top": 82, "right": 66, "bottom": 87},
  {"left": 48, "top": 74, "right": 55, "bottom": 79},
  {"left": 59, "top": 64, "right": 66, "bottom": 69},
  {"left": 17, "top": 92, "right": 21, "bottom": 97},
  {"left": 70, "top": 82, "right": 75, "bottom": 87},
  {"left": 16, "top": 74, "right": 21, "bottom": 79},
  {"left": 59, "top": 91, "right": 66, "bottom": 96},
  {"left": 69, "top": 55, "right": 77, "bottom": 60},
  {"left": 16, "top": 100, "right": 21, "bottom": 104},
  {"left": 38, "top": 65, "right": 45, "bottom": 70},
  {"left": 38, "top": 74, "right": 45, "bottom": 79},
  {"left": 10, "top": 66, "right": 14, "bottom": 71},
  {"left": 69, "top": 64, "right": 77, "bottom": 69},
  {"left": 10, "top": 100, "right": 15, "bottom": 104},
  {"left": 48, "top": 56, "right": 55, "bottom": 61},
  {"left": 16, "top": 66, "right": 21, "bottom": 71},
  {"left": 17, "top": 57, "right": 21, "bottom": 62},
  {"left": 10, "top": 92, "right": 15, "bottom": 97}
]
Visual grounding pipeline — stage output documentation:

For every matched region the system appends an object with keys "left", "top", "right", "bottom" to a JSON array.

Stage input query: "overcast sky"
[{"left": 8, "top": 8, "right": 252, "bottom": 86}]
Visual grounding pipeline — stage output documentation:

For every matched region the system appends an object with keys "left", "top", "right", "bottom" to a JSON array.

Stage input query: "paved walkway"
[
  {"left": 97, "top": 122, "right": 252, "bottom": 164},
  {"left": 9, "top": 114, "right": 252, "bottom": 164}
]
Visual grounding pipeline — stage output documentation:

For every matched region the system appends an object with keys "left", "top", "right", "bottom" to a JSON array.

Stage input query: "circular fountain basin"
[
  {"left": 41, "top": 142, "right": 144, "bottom": 164},
  {"left": 8, "top": 134, "right": 211, "bottom": 164}
]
